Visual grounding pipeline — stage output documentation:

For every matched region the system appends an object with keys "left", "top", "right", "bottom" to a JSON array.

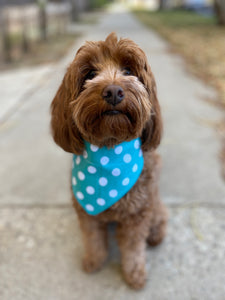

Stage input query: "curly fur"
[{"left": 50, "top": 32, "right": 168, "bottom": 289}]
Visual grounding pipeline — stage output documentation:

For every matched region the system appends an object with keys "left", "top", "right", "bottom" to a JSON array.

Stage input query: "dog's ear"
[
  {"left": 141, "top": 64, "right": 163, "bottom": 152},
  {"left": 50, "top": 67, "right": 84, "bottom": 154}
]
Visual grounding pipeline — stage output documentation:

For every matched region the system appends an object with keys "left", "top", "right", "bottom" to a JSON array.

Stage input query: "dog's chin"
[{"left": 78, "top": 111, "right": 141, "bottom": 147}]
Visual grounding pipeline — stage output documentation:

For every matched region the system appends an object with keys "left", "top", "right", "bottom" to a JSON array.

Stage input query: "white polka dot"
[
  {"left": 76, "top": 191, "right": 84, "bottom": 200},
  {"left": 86, "top": 204, "right": 94, "bottom": 212},
  {"left": 88, "top": 166, "right": 97, "bottom": 174},
  {"left": 72, "top": 177, "right": 77, "bottom": 185},
  {"left": 78, "top": 171, "right": 85, "bottom": 180},
  {"left": 97, "top": 198, "right": 106, "bottom": 206},
  {"left": 122, "top": 177, "right": 130, "bottom": 186},
  {"left": 114, "top": 145, "right": 123, "bottom": 155},
  {"left": 76, "top": 156, "right": 81, "bottom": 165},
  {"left": 83, "top": 150, "right": 88, "bottom": 159},
  {"left": 100, "top": 156, "right": 109, "bottom": 165},
  {"left": 86, "top": 186, "right": 95, "bottom": 195},
  {"left": 134, "top": 139, "right": 140, "bottom": 149},
  {"left": 90, "top": 144, "right": 99, "bottom": 152},
  {"left": 112, "top": 168, "right": 121, "bottom": 176},
  {"left": 109, "top": 189, "right": 118, "bottom": 198},
  {"left": 123, "top": 154, "right": 132, "bottom": 163},
  {"left": 99, "top": 177, "right": 108, "bottom": 186},
  {"left": 132, "top": 164, "right": 138, "bottom": 172},
  {"left": 139, "top": 149, "right": 143, "bottom": 157}
]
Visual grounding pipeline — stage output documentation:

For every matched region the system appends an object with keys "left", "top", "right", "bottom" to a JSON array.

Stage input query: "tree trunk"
[
  {"left": 22, "top": 24, "right": 29, "bottom": 54},
  {"left": 37, "top": 0, "right": 48, "bottom": 40},
  {"left": 70, "top": 0, "right": 79, "bottom": 22},
  {"left": 1, "top": 10, "right": 12, "bottom": 63},
  {"left": 158, "top": 0, "right": 166, "bottom": 10},
  {"left": 214, "top": 0, "right": 225, "bottom": 25}
]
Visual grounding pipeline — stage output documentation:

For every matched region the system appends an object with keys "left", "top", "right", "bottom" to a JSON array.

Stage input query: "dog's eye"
[
  {"left": 122, "top": 67, "right": 133, "bottom": 76},
  {"left": 85, "top": 70, "right": 97, "bottom": 81}
]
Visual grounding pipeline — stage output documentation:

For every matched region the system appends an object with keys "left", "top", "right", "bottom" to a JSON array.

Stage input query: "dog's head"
[{"left": 51, "top": 33, "right": 162, "bottom": 154}]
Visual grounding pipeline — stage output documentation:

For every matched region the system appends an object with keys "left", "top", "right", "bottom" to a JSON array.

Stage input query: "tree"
[
  {"left": 158, "top": 0, "right": 165, "bottom": 10},
  {"left": 214, "top": 0, "right": 225, "bottom": 25},
  {"left": 37, "top": 0, "right": 47, "bottom": 40},
  {"left": 69, "top": 0, "right": 79, "bottom": 22},
  {"left": 0, "top": 9, "right": 12, "bottom": 62}
]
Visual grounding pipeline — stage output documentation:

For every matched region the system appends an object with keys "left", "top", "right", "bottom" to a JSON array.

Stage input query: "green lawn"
[{"left": 136, "top": 9, "right": 216, "bottom": 28}]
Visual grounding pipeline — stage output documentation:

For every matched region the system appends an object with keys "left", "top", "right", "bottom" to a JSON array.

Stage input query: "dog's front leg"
[
  {"left": 77, "top": 213, "right": 108, "bottom": 273},
  {"left": 116, "top": 213, "right": 151, "bottom": 289}
]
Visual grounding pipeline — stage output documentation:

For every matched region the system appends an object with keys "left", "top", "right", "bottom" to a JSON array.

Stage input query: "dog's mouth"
[
  {"left": 103, "top": 110, "right": 121, "bottom": 116},
  {"left": 102, "top": 110, "right": 133, "bottom": 124}
]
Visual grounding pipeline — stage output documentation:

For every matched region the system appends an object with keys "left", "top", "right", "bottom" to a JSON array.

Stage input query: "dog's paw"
[
  {"left": 82, "top": 252, "right": 107, "bottom": 273},
  {"left": 123, "top": 262, "right": 147, "bottom": 290},
  {"left": 147, "top": 217, "right": 167, "bottom": 247}
]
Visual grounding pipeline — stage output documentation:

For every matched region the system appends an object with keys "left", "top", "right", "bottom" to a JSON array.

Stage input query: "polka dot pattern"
[
  {"left": 132, "top": 164, "right": 138, "bottom": 173},
  {"left": 115, "top": 146, "right": 123, "bottom": 155},
  {"left": 86, "top": 204, "right": 94, "bottom": 212},
  {"left": 112, "top": 168, "right": 121, "bottom": 176},
  {"left": 97, "top": 198, "right": 105, "bottom": 206},
  {"left": 86, "top": 186, "right": 95, "bottom": 195},
  {"left": 76, "top": 191, "right": 84, "bottom": 200},
  {"left": 72, "top": 177, "right": 77, "bottom": 186},
  {"left": 100, "top": 156, "right": 109, "bottom": 166},
  {"left": 99, "top": 177, "right": 108, "bottom": 187},
  {"left": 123, "top": 154, "right": 132, "bottom": 163},
  {"left": 134, "top": 139, "right": 140, "bottom": 149},
  {"left": 88, "top": 166, "right": 97, "bottom": 174},
  {"left": 78, "top": 171, "right": 85, "bottom": 181},
  {"left": 83, "top": 150, "right": 88, "bottom": 159},
  {"left": 71, "top": 138, "right": 144, "bottom": 215},
  {"left": 90, "top": 144, "right": 99, "bottom": 152},
  {"left": 122, "top": 178, "right": 130, "bottom": 186},
  {"left": 76, "top": 156, "right": 81, "bottom": 165},
  {"left": 109, "top": 189, "right": 118, "bottom": 198}
]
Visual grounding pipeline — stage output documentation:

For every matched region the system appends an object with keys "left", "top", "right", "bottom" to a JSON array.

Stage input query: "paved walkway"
[{"left": 1, "top": 5, "right": 225, "bottom": 300}]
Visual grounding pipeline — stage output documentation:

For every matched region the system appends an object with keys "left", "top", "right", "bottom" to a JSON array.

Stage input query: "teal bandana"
[{"left": 71, "top": 138, "right": 144, "bottom": 215}]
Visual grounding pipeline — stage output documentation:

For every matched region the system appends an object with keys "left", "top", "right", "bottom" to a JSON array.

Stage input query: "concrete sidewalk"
[{"left": 1, "top": 5, "right": 225, "bottom": 300}]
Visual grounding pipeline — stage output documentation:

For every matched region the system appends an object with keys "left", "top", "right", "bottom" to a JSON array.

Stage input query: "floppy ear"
[
  {"left": 50, "top": 66, "right": 84, "bottom": 154},
  {"left": 141, "top": 64, "right": 163, "bottom": 152}
]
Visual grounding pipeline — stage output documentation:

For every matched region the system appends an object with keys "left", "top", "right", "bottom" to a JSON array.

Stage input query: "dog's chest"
[{"left": 71, "top": 138, "right": 144, "bottom": 215}]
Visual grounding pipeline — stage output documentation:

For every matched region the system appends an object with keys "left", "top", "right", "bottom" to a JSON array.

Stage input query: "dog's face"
[{"left": 51, "top": 33, "right": 162, "bottom": 154}]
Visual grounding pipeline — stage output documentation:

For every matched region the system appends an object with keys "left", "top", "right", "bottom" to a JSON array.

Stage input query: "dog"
[{"left": 50, "top": 32, "right": 167, "bottom": 289}]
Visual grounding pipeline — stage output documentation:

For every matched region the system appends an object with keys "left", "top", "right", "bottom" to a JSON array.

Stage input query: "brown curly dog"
[{"left": 50, "top": 32, "right": 167, "bottom": 289}]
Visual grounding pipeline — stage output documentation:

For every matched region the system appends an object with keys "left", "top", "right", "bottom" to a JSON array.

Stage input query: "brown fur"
[{"left": 50, "top": 32, "right": 168, "bottom": 289}]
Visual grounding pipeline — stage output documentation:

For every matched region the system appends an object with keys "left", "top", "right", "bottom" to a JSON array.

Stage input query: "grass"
[
  {"left": 134, "top": 9, "right": 225, "bottom": 106},
  {"left": 138, "top": 9, "right": 216, "bottom": 27},
  {"left": 134, "top": 9, "right": 225, "bottom": 176}
]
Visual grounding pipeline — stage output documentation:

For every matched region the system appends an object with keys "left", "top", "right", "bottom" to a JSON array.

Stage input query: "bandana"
[{"left": 71, "top": 138, "right": 144, "bottom": 215}]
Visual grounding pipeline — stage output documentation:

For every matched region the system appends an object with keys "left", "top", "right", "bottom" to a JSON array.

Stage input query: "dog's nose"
[{"left": 102, "top": 85, "right": 124, "bottom": 106}]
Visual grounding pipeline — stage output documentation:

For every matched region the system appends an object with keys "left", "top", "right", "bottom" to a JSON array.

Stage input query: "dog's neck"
[{"left": 89, "top": 136, "right": 139, "bottom": 149}]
